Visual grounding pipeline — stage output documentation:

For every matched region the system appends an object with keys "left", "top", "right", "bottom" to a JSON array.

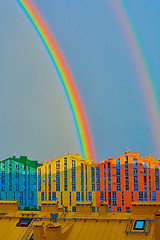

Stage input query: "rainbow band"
[
  {"left": 112, "top": 0, "right": 160, "bottom": 157},
  {"left": 14, "top": 0, "right": 94, "bottom": 159}
]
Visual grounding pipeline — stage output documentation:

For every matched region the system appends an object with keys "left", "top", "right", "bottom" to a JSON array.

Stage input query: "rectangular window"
[
  {"left": 92, "top": 206, "right": 95, "bottom": 212},
  {"left": 91, "top": 167, "right": 95, "bottom": 191},
  {"left": 117, "top": 207, "right": 121, "bottom": 212},
  {"left": 64, "top": 158, "right": 67, "bottom": 191},
  {"left": 100, "top": 192, "right": 104, "bottom": 202},
  {"left": 116, "top": 159, "right": 121, "bottom": 191},
  {"left": 108, "top": 192, "right": 111, "bottom": 206},
  {"left": 88, "top": 192, "right": 92, "bottom": 201},
  {"left": 108, "top": 163, "right": 111, "bottom": 191},
  {"left": 112, "top": 192, "right": 116, "bottom": 206},
  {"left": 81, "top": 192, "right": 84, "bottom": 201},
  {"left": 144, "top": 192, "right": 147, "bottom": 201},
  {"left": 152, "top": 192, "right": 156, "bottom": 202},
  {"left": 69, "top": 192, "right": 71, "bottom": 206},
  {"left": 81, "top": 164, "right": 84, "bottom": 192},
  {"left": 125, "top": 156, "right": 129, "bottom": 191},
  {"left": 85, "top": 165, "right": 87, "bottom": 192},
  {"left": 72, "top": 206, "right": 76, "bottom": 212},
  {"left": 131, "top": 192, "right": 133, "bottom": 202},
  {"left": 52, "top": 192, "right": 56, "bottom": 201},
  {"left": 126, "top": 207, "right": 130, "bottom": 212},
  {"left": 41, "top": 192, "right": 44, "bottom": 201},
  {"left": 122, "top": 192, "right": 124, "bottom": 206},
  {"left": 133, "top": 158, "right": 138, "bottom": 191},
  {"left": 72, "top": 160, "right": 76, "bottom": 191},
  {"left": 38, "top": 168, "right": 41, "bottom": 191},
  {"left": 33, "top": 169, "right": 37, "bottom": 191},
  {"left": 56, "top": 161, "right": 60, "bottom": 191},
  {"left": 61, "top": 192, "right": 63, "bottom": 205},
  {"left": 155, "top": 166, "right": 159, "bottom": 191},
  {"left": 139, "top": 192, "right": 143, "bottom": 202},
  {"left": 76, "top": 192, "right": 80, "bottom": 201},
  {"left": 96, "top": 167, "right": 100, "bottom": 191},
  {"left": 104, "top": 165, "right": 106, "bottom": 191},
  {"left": 19, "top": 192, "right": 23, "bottom": 205},
  {"left": 143, "top": 162, "right": 147, "bottom": 191}
]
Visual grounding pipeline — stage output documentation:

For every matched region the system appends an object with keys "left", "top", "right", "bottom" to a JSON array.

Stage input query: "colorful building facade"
[
  {"left": 96, "top": 152, "right": 160, "bottom": 212},
  {"left": 37, "top": 154, "right": 98, "bottom": 211},
  {"left": 0, "top": 155, "right": 40, "bottom": 209}
]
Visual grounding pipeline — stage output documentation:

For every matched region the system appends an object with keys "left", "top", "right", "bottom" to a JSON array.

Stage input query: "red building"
[{"left": 96, "top": 152, "right": 160, "bottom": 212}]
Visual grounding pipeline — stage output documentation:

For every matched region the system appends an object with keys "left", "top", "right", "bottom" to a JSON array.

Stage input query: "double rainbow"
[
  {"left": 111, "top": 0, "right": 160, "bottom": 157},
  {"left": 14, "top": 0, "right": 94, "bottom": 160}
]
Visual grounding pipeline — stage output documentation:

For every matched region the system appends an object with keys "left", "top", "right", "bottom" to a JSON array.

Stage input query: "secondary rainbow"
[
  {"left": 14, "top": 0, "right": 94, "bottom": 160},
  {"left": 111, "top": 0, "right": 160, "bottom": 157}
]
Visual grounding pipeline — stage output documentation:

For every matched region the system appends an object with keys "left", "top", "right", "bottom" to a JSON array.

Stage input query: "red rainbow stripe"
[{"left": 14, "top": 0, "right": 95, "bottom": 160}]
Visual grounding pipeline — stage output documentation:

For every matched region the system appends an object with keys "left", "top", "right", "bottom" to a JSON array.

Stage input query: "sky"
[{"left": 0, "top": 0, "right": 160, "bottom": 162}]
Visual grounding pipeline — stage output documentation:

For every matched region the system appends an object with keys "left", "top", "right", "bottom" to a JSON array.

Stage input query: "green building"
[{"left": 0, "top": 155, "right": 41, "bottom": 209}]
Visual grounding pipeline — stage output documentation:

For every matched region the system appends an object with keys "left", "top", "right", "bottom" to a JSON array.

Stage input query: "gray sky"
[{"left": 0, "top": 0, "right": 160, "bottom": 162}]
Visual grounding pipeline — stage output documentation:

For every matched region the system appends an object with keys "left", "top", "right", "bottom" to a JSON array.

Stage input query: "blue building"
[{"left": 0, "top": 155, "right": 41, "bottom": 209}]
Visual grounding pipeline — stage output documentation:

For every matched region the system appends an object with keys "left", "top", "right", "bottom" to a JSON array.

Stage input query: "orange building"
[{"left": 96, "top": 152, "right": 160, "bottom": 212}]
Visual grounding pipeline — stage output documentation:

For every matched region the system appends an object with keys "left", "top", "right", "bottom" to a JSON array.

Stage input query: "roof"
[{"left": 0, "top": 155, "right": 41, "bottom": 168}]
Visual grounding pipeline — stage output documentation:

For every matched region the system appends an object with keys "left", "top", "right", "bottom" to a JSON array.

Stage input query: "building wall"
[
  {"left": 96, "top": 152, "right": 160, "bottom": 212},
  {"left": 0, "top": 156, "right": 39, "bottom": 209},
  {"left": 37, "top": 154, "right": 98, "bottom": 211}
]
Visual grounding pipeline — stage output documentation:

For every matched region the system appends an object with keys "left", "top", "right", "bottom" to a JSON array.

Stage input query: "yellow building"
[{"left": 37, "top": 154, "right": 98, "bottom": 211}]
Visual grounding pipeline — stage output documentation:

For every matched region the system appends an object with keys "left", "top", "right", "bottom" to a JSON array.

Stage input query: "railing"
[{"left": 20, "top": 219, "right": 38, "bottom": 240}]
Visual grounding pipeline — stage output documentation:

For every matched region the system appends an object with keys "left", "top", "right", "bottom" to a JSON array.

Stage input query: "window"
[
  {"left": 116, "top": 159, "right": 121, "bottom": 191},
  {"left": 117, "top": 207, "right": 121, "bottom": 212},
  {"left": 108, "top": 163, "right": 111, "bottom": 191},
  {"left": 88, "top": 192, "right": 92, "bottom": 201},
  {"left": 85, "top": 165, "right": 87, "bottom": 192},
  {"left": 92, "top": 206, "right": 95, "bottom": 212},
  {"left": 143, "top": 162, "right": 147, "bottom": 191},
  {"left": 52, "top": 192, "right": 56, "bottom": 201},
  {"left": 61, "top": 192, "right": 63, "bottom": 205},
  {"left": 131, "top": 192, "right": 133, "bottom": 202},
  {"left": 125, "top": 156, "right": 129, "bottom": 191},
  {"left": 19, "top": 192, "right": 23, "bottom": 205},
  {"left": 144, "top": 192, "right": 147, "bottom": 201},
  {"left": 96, "top": 167, "right": 100, "bottom": 191},
  {"left": 64, "top": 207, "right": 68, "bottom": 212},
  {"left": 139, "top": 192, "right": 143, "bottom": 202},
  {"left": 109, "top": 207, "right": 111, "bottom": 212},
  {"left": 112, "top": 192, "right": 116, "bottom": 206},
  {"left": 91, "top": 167, "right": 95, "bottom": 191},
  {"left": 104, "top": 165, "right": 106, "bottom": 191},
  {"left": 81, "top": 164, "right": 84, "bottom": 192},
  {"left": 133, "top": 220, "right": 146, "bottom": 230},
  {"left": 108, "top": 192, "right": 111, "bottom": 206},
  {"left": 122, "top": 192, "right": 124, "bottom": 206},
  {"left": 41, "top": 192, "right": 44, "bottom": 201},
  {"left": 72, "top": 206, "right": 76, "bottom": 212},
  {"left": 69, "top": 192, "right": 71, "bottom": 206},
  {"left": 38, "top": 168, "right": 41, "bottom": 191},
  {"left": 100, "top": 192, "right": 104, "bottom": 202},
  {"left": 76, "top": 192, "right": 80, "bottom": 201},
  {"left": 72, "top": 160, "right": 76, "bottom": 191},
  {"left": 64, "top": 158, "right": 67, "bottom": 191},
  {"left": 152, "top": 192, "right": 156, "bottom": 202},
  {"left": 126, "top": 207, "right": 130, "bottom": 212},
  {"left": 17, "top": 218, "right": 32, "bottom": 227},
  {"left": 155, "top": 166, "right": 159, "bottom": 191},
  {"left": 133, "top": 158, "right": 138, "bottom": 191},
  {"left": 56, "top": 161, "right": 60, "bottom": 191},
  {"left": 81, "top": 192, "right": 84, "bottom": 201}
]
